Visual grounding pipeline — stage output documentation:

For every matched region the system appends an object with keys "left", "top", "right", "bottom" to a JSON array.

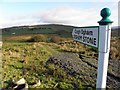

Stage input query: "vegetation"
[
  {"left": 110, "top": 37, "right": 120, "bottom": 60},
  {"left": 2, "top": 35, "right": 97, "bottom": 89},
  {"left": 1, "top": 25, "right": 120, "bottom": 89},
  {"left": 27, "top": 34, "right": 48, "bottom": 42},
  {"left": 49, "top": 36, "right": 68, "bottom": 43},
  {"left": 2, "top": 24, "right": 73, "bottom": 36},
  {"left": 2, "top": 41, "right": 60, "bottom": 89}
]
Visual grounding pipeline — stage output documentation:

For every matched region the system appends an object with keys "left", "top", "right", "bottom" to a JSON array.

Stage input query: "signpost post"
[
  {"left": 96, "top": 8, "right": 113, "bottom": 89},
  {"left": 72, "top": 8, "right": 113, "bottom": 89}
]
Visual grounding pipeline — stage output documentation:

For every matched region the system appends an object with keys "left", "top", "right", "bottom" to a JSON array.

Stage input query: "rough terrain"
[{"left": 47, "top": 53, "right": 120, "bottom": 88}]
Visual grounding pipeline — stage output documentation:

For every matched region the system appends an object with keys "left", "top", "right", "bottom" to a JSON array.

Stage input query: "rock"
[
  {"left": 13, "top": 78, "right": 28, "bottom": 90},
  {"left": 16, "top": 78, "right": 26, "bottom": 85},
  {"left": 28, "top": 80, "right": 41, "bottom": 87},
  {"left": 32, "top": 80, "right": 41, "bottom": 87},
  {"left": 13, "top": 83, "right": 28, "bottom": 90},
  {"left": 19, "top": 59, "right": 25, "bottom": 63}
]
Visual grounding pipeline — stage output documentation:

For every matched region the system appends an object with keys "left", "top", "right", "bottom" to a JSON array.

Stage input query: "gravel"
[{"left": 47, "top": 52, "right": 120, "bottom": 88}]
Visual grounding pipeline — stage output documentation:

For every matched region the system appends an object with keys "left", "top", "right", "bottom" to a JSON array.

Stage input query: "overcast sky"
[{"left": 0, "top": 0, "right": 119, "bottom": 28}]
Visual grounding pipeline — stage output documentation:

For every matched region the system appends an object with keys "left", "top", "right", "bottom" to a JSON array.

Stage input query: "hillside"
[
  {"left": 1, "top": 24, "right": 120, "bottom": 89},
  {"left": 1, "top": 24, "right": 120, "bottom": 37},
  {"left": 2, "top": 36, "right": 120, "bottom": 89},
  {"left": 1, "top": 24, "right": 74, "bottom": 38}
]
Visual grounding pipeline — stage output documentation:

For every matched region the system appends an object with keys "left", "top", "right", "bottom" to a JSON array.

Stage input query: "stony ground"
[
  {"left": 47, "top": 52, "right": 120, "bottom": 89},
  {"left": 2, "top": 35, "right": 120, "bottom": 89}
]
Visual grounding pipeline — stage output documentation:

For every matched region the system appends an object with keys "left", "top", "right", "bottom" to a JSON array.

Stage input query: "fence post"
[{"left": 96, "top": 8, "right": 113, "bottom": 89}]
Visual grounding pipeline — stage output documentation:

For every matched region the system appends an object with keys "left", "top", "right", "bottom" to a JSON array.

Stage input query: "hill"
[
  {"left": 2, "top": 37, "right": 120, "bottom": 89},
  {"left": 1, "top": 24, "right": 120, "bottom": 37},
  {"left": 1, "top": 24, "right": 75, "bottom": 37},
  {"left": 1, "top": 24, "right": 120, "bottom": 89}
]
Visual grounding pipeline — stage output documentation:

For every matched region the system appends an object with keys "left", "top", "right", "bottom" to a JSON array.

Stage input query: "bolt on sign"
[{"left": 72, "top": 26, "right": 99, "bottom": 48}]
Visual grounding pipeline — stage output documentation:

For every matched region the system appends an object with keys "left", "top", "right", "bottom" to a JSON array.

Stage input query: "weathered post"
[{"left": 96, "top": 8, "right": 113, "bottom": 89}]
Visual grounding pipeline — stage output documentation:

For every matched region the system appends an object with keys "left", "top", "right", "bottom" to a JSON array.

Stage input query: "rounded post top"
[
  {"left": 101, "top": 8, "right": 111, "bottom": 18},
  {"left": 98, "top": 8, "right": 113, "bottom": 25}
]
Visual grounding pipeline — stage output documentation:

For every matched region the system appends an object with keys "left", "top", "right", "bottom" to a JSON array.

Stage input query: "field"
[
  {"left": 2, "top": 34, "right": 95, "bottom": 89},
  {"left": 1, "top": 25, "right": 120, "bottom": 89}
]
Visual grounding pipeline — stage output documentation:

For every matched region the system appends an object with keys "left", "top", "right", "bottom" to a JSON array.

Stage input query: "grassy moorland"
[
  {"left": 2, "top": 35, "right": 89, "bottom": 89},
  {"left": 2, "top": 34, "right": 120, "bottom": 89}
]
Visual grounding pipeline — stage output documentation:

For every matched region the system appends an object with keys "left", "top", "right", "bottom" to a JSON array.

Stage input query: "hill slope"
[
  {"left": 1, "top": 24, "right": 120, "bottom": 37},
  {"left": 1, "top": 24, "right": 74, "bottom": 37}
]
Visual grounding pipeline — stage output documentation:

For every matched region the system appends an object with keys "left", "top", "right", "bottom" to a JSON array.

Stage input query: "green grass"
[
  {"left": 2, "top": 35, "right": 120, "bottom": 89},
  {"left": 2, "top": 36, "right": 92, "bottom": 89},
  {"left": 2, "top": 24, "right": 73, "bottom": 38}
]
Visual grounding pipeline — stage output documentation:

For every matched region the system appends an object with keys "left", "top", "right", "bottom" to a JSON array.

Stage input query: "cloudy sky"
[{"left": 0, "top": 0, "right": 119, "bottom": 28}]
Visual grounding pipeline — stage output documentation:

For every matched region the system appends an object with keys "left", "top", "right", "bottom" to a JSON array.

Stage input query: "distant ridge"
[
  {"left": 1, "top": 24, "right": 75, "bottom": 37},
  {"left": 1, "top": 24, "right": 120, "bottom": 30},
  {"left": 1, "top": 24, "right": 120, "bottom": 37},
  {"left": 1, "top": 24, "right": 75, "bottom": 30}
]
